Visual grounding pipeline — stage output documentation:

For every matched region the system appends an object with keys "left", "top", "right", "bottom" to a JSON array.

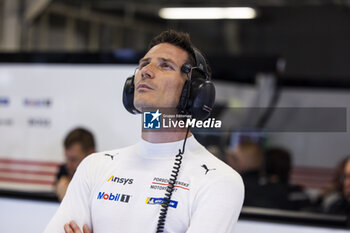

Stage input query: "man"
[
  {"left": 56, "top": 128, "right": 96, "bottom": 201},
  {"left": 45, "top": 30, "right": 244, "bottom": 233}
]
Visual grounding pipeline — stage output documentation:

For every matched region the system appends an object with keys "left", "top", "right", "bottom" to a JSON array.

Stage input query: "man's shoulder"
[
  {"left": 84, "top": 144, "right": 137, "bottom": 164},
  {"left": 186, "top": 149, "right": 244, "bottom": 204},
  {"left": 193, "top": 145, "right": 238, "bottom": 172},
  {"left": 187, "top": 146, "right": 243, "bottom": 187}
]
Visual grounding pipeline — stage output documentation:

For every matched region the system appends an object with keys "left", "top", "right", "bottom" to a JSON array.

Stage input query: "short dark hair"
[
  {"left": 148, "top": 29, "right": 197, "bottom": 67},
  {"left": 64, "top": 128, "right": 95, "bottom": 152}
]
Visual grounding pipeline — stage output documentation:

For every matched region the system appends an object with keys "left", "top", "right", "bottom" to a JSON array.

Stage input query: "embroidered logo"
[
  {"left": 201, "top": 164, "right": 216, "bottom": 175},
  {"left": 97, "top": 192, "right": 131, "bottom": 203},
  {"left": 145, "top": 197, "right": 178, "bottom": 208},
  {"left": 107, "top": 175, "right": 134, "bottom": 185},
  {"left": 104, "top": 153, "right": 117, "bottom": 160}
]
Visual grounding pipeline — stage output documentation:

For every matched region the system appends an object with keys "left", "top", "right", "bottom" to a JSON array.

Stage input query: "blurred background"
[
  {"left": 1, "top": 0, "right": 350, "bottom": 232},
  {"left": 1, "top": 0, "right": 350, "bottom": 78}
]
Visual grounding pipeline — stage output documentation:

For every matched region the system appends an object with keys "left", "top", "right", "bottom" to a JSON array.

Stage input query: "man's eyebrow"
[
  {"left": 139, "top": 57, "right": 178, "bottom": 68},
  {"left": 139, "top": 57, "right": 150, "bottom": 64}
]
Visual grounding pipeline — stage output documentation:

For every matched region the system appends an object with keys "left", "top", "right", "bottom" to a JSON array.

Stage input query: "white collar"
[{"left": 137, "top": 136, "right": 200, "bottom": 158}]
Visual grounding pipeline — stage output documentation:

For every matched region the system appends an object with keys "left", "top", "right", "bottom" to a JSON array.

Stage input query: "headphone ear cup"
[
  {"left": 190, "top": 79, "right": 215, "bottom": 120},
  {"left": 122, "top": 76, "right": 140, "bottom": 114}
]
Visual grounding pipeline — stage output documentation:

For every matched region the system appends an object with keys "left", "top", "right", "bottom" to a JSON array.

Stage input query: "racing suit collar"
[{"left": 137, "top": 136, "right": 199, "bottom": 158}]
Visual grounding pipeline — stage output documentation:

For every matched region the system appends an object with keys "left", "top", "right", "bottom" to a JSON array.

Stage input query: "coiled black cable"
[{"left": 156, "top": 126, "right": 191, "bottom": 233}]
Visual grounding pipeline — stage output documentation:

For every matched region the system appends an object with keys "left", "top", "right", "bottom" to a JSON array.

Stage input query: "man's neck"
[{"left": 142, "top": 129, "right": 192, "bottom": 143}]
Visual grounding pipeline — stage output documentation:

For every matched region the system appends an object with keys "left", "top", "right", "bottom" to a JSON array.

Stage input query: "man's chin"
[
  {"left": 134, "top": 101, "right": 149, "bottom": 112},
  {"left": 134, "top": 101, "right": 163, "bottom": 112},
  {"left": 134, "top": 98, "right": 155, "bottom": 111},
  {"left": 134, "top": 104, "right": 151, "bottom": 112}
]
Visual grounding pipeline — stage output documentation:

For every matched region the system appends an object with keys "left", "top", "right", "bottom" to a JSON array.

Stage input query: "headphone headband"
[{"left": 193, "top": 49, "right": 210, "bottom": 80}]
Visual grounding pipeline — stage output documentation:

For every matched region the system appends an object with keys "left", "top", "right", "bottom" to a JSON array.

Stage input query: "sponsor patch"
[
  {"left": 107, "top": 175, "right": 134, "bottom": 185},
  {"left": 150, "top": 177, "right": 190, "bottom": 191},
  {"left": 145, "top": 197, "right": 178, "bottom": 208},
  {"left": 97, "top": 192, "right": 131, "bottom": 203}
]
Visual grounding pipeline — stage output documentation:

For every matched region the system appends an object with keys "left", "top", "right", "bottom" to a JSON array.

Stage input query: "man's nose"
[{"left": 140, "top": 63, "right": 155, "bottom": 79}]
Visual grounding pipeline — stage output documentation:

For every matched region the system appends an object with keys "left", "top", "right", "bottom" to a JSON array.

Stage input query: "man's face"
[
  {"left": 65, "top": 143, "right": 87, "bottom": 177},
  {"left": 134, "top": 43, "right": 188, "bottom": 111},
  {"left": 343, "top": 160, "right": 350, "bottom": 201}
]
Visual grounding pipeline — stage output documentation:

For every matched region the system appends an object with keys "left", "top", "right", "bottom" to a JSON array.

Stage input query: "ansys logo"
[
  {"left": 107, "top": 175, "right": 134, "bottom": 185},
  {"left": 143, "top": 109, "right": 161, "bottom": 129}
]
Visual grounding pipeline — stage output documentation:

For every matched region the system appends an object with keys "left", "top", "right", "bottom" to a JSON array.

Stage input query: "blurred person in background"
[
  {"left": 226, "top": 142, "right": 312, "bottom": 210},
  {"left": 56, "top": 128, "right": 96, "bottom": 201},
  {"left": 226, "top": 141, "right": 266, "bottom": 207},
  {"left": 323, "top": 156, "right": 350, "bottom": 215},
  {"left": 264, "top": 147, "right": 311, "bottom": 210}
]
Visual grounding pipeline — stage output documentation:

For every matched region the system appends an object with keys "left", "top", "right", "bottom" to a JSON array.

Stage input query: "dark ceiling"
[{"left": 22, "top": 0, "right": 350, "bottom": 81}]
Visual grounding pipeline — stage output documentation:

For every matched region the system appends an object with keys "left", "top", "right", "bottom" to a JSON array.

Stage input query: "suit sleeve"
[
  {"left": 43, "top": 156, "right": 93, "bottom": 233},
  {"left": 186, "top": 173, "right": 244, "bottom": 233}
]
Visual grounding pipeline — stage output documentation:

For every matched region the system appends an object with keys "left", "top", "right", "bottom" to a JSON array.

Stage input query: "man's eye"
[
  {"left": 139, "top": 62, "right": 148, "bottom": 68},
  {"left": 160, "top": 63, "right": 172, "bottom": 69}
]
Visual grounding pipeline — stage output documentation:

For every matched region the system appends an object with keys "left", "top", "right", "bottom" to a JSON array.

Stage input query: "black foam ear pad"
[
  {"left": 189, "top": 78, "right": 215, "bottom": 120},
  {"left": 122, "top": 76, "right": 141, "bottom": 114}
]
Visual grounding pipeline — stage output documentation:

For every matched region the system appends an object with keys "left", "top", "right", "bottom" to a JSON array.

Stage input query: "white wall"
[{"left": 0, "top": 64, "right": 140, "bottom": 163}]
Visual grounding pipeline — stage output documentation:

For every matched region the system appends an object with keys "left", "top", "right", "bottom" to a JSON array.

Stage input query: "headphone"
[{"left": 122, "top": 48, "right": 215, "bottom": 120}]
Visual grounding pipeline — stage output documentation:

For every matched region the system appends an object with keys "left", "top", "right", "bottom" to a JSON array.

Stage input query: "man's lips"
[{"left": 137, "top": 83, "right": 153, "bottom": 90}]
